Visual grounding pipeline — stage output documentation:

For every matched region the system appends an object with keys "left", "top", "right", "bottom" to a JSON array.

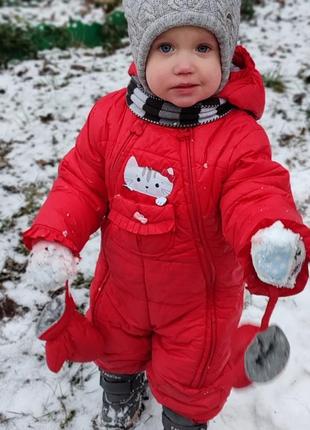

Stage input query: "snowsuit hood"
[{"left": 218, "top": 45, "right": 265, "bottom": 120}]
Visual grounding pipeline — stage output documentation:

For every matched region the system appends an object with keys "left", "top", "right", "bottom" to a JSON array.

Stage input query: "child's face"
[{"left": 146, "top": 26, "right": 222, "bottom": 108}]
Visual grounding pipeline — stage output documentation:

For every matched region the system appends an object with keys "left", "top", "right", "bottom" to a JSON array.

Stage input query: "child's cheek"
[{"left": 145, "top": 59, "right": 160, "bottom": 95}]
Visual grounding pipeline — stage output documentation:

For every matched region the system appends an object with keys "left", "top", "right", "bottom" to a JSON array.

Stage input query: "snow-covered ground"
[
  {"left": 0, "top": 0, "right": 106, "bottom": 25},
  {"left": 0, "top": 0, "right": 309, "bottom": 429}
]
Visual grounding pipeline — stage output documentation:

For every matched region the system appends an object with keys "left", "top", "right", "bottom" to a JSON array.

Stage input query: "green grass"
[{"left": 263, "top": 71, "right": 287, "bottom": 93}]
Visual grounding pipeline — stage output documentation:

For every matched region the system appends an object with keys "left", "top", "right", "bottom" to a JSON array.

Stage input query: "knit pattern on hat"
[{"left": 123, "top": 0, "right": 241, "bottom": 92}]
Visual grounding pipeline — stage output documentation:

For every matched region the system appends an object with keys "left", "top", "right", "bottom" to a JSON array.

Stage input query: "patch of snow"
[
  {"left": 26, "top": 240, "right": 79, "bottom": 291},
  {"left": 0, "top": 0, "right": 106, "bottom": 26},
  {"left": 251, "top": 221, "right": 306, "bottom": 287}
]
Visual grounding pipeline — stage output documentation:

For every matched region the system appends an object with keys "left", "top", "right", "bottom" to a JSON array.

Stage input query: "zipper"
[
  {"left": 184, "top": 130, "right": 217, "bottom": 388},
  {"left": 107, "top": 129, "right": 137, "bottom": 196}
]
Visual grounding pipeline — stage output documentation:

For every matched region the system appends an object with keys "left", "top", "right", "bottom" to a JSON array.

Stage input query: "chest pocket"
[{"left": 106, "top": 194, "right": 176, "bottom": 257}]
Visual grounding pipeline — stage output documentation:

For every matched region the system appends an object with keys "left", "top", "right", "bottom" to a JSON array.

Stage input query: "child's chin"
[{"left": 169, "top": 97, "right": 201, "bottom": 108}]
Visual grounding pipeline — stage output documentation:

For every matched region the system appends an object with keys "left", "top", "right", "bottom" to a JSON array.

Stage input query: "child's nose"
[{"left": 173, "top": 54, "right": 195, "bottom": 75}]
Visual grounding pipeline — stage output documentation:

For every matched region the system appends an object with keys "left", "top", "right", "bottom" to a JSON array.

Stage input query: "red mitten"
[
  {"left": 231, "top": 294, "right": 290, "bottom": 388},
  {"left": 38, "top": 285, "right": 105, "bottom": 373},
  {"left": 230, "top": 324, "right": 260, "bottom": 388},
  {"left": 231, "top": 324, "right": 290, "bottom": 388}
]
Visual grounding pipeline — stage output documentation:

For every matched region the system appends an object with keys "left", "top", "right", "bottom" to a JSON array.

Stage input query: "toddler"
[{"left": 24, "top": 1, "right": 310, "bottom": 429}]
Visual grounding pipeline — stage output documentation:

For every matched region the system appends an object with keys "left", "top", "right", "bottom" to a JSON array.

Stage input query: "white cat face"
[{"left": 124, "top": 156, "right": 173, "bottom": 201}]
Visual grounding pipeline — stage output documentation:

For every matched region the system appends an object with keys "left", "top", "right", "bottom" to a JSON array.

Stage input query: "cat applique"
[{"left": 124, "top": 156, "right": 174, "bottom": 206}]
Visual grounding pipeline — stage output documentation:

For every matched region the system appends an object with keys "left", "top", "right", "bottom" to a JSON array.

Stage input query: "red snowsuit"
[{"left": 23, "top": 46, "right": 310, "bottom": 422}]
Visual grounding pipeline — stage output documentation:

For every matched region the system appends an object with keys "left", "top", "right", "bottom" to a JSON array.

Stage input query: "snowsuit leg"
[
  {"left": 91, "top": 277, "right": 152, "bottom": 375},
  {"left": 145, "top": 318, "right": 234, "bottom": 424},
  {"left": 90, "top": 270, "right": 240, "bottom": 424}
]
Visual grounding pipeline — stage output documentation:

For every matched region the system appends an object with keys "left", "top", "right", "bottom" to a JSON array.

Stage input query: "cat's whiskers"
[{"left": 160, "top": 188, "right": 171, "bottom": 196}]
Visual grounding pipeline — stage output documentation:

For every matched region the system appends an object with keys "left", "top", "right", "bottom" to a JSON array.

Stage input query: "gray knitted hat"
[{"left": 123, "top": 0, "right": 241, "bottom": 94}]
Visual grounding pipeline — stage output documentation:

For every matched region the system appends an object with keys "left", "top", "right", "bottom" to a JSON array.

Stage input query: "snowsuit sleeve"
[
  {"left": 220, "top": 126, "right": 310, "bottom": 296},
  {"left": 23, "top": 98, "right": 110, "bottom": 256}
]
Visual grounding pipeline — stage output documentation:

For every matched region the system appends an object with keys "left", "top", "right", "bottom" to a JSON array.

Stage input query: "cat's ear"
[
  {"left": 125, "top": 156, "right": 139, "bottom": 170},
  {"left": 162, "top": 167, "right": 175, "bottom": 183}
]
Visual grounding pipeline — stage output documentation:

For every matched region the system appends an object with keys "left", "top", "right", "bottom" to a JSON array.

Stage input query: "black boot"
[
  {"left": 162, "top": 407, "right": 208, "bottom": 430},
  {"left": 99, "top": 370, "right": 146, "bottom": 429}
]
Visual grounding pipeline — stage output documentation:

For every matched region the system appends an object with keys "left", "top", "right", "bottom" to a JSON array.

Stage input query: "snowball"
[
  {"left": 26, "top": 240, "right": 79, "bottom": 291},
  {"left": 251, "top": 221, "right": 306, "bottom": 288}
]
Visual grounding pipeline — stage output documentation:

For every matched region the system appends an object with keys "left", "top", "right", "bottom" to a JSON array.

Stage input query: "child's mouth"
[
  {"left": 173, "top": 83, "right": 198, "bottom": 89},
  {"left": 172, "top": 84, "right": 198, "bottom": 94}
]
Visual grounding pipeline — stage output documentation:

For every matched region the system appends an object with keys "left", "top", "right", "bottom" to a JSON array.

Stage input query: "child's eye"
[
  {"left": 159, "top": 43, "right": 173, "bottom": 53},
  {"left": 197, "top": 44, "right": 210, "bottom": 53}
]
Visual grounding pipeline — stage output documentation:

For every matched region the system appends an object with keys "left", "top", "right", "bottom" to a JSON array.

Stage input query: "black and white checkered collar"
[{"left": 126, "top": 76, "right": 234, "bottom": 128}]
